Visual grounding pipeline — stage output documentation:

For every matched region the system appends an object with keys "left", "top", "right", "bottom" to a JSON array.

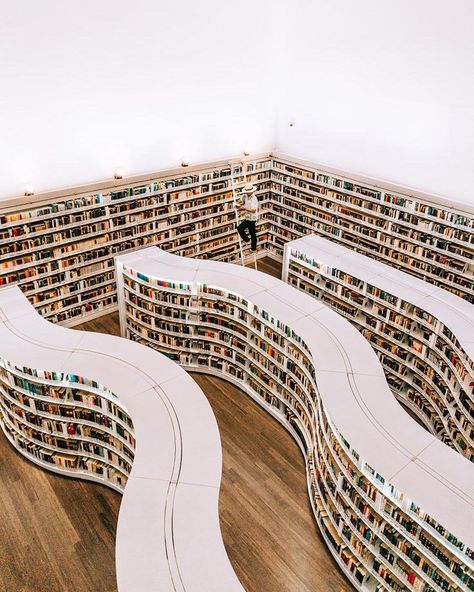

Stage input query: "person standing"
[{"left": 237, "top": 183, "right": 259, "bottom": 251}]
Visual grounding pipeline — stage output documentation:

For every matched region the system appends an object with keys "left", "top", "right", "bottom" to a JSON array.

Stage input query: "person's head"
[{"left": 242, "top": 183, "right": 256, "bottom": 197}]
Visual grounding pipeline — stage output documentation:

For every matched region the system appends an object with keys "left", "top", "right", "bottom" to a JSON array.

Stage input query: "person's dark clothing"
[{"left": 237, "top": 220, "right": 257, "bottom": 251}]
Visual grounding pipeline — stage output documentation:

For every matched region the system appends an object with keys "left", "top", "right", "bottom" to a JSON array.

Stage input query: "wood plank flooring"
[
  {"left": 0, "top": 436, "right": 119, "bottom": 592},
  {"left": 0, "top": 256, "right": 354, "bottom": 592},
  {"left": 190, "top": 373, "right": 352, "bottom": 592},
  {"left": 252, "top": 255, "right": 282, "bottom": 278}
]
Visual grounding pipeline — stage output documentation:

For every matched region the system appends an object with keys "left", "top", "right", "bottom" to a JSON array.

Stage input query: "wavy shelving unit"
[
  {"left": 116, "top": 247, "right": 474, "bottom": 592},
  {"left": 283, "top": 235, "right": 474, "bottom": 463},
  {"left": 0, "top": 284, "right": 243, "bottom": 592}
]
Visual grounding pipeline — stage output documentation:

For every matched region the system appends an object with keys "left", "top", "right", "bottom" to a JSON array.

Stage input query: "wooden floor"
[
  {"left": 0, "top": 436, "right": 119, "bottom": 592},
  {"left": 250, "top": 255, "right": 282, "bottom": 278},
  {"left": 0, "top": 256, "right": 354, "bottom": 592},
  {"left": 191, "top": 373, "right": 352, "bottom": 592}
]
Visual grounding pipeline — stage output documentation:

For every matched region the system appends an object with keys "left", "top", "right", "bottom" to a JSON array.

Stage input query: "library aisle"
[
  {"left": 115, "top": 246, "right": 474, "bottom": 592},
  {"left": 0, "top": 258, "right": 352, "bottom": 592},
  {"left": 191, "top": 372, "right": 353, "bottom": 592}
]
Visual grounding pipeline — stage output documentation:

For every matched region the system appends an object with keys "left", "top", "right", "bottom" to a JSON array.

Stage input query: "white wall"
[
  {"left": 0, "top": 0, "right": 277, "bottom": 199},
  {"left": 275, "top": 0, "right": 474, "bottom": 206},
  {"left": 1, "top": 0, "right": 473, "bottom": 206}
]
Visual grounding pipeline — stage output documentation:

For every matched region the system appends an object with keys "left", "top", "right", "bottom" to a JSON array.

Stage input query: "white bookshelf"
[
  {"left": 0, "top": 156, "right": 273, "bottom": 326},
  {"left": 0, "top": 362, "right": 134, "bottom": 492},
  {"left": 115, "top": 247, "right": 474, "bottom": 592},
  {"left": 283, "top": 235, "right": 474, "bottom": 464},
  {"left": 1, "top": 153, "right": 473, "bottom": 330},
  {"left": 0, "top": 284, "right": 243, "bottom": 592},
  {"left": 266, "top": 154, "right": 474, "bottom": 303}
]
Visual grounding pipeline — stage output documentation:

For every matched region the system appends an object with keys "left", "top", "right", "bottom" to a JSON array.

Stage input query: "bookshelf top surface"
[
  {"left": 115, "top": 248, "right": 474, "bottom": 547},
  {"left": 0, "top": 152, "right": 272, "bottom": 210},
  {"left": 284, "top": 235, "right": 474, "bottom": 358},
  {"left": 0, "top": 285, "right": 243, "bottom": 592}
]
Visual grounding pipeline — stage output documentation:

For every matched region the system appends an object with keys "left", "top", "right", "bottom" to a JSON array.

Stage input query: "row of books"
[
  {"left": 2, "top": 155, "right": 472, "bottom": 327},
  {"left": 0, "top": 159, "right": 273, "bottom": 324},
  {"left": 0, "top": 359, "right": 136, "bottom": 492}
]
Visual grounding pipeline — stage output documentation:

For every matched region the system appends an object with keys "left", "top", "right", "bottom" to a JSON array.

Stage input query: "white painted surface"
[
  {"left": 1, "top": 1, "right": 472, "bottom": 205},
  {"left": 274, "top": 0, "right": 474, "bottom": 205},
  {"left": 0, "top": 0, "right": 276, "bottom": 199}
]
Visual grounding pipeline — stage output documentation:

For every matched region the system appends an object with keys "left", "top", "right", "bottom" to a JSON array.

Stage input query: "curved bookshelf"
[
  {"left": 0, "top": 284, "right": 243, "bottom": 592},
  {"left": 116, "top": 247, "right": 474, "bottom": 592},
  {"left": 0, "top": 361, "right": 134, "bottom": 492},
  {"left": 283, "top": 235, "right": 474, "bottom": 463}
]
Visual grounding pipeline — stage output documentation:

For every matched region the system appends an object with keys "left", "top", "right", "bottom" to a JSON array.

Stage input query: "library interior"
[{"left": 0, "top": 1, "right": 473, "bottom": 592}]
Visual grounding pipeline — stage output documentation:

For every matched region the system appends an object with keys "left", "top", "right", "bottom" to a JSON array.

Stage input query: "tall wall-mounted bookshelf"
[
  {"left": 0, "top": 285, "right": 244, "bottom": 592},
  {"left": 0, "top": 157, "right": 273, "bottom": 326},
  {"left": 283, "top": 235, "right": 474, "bottom": 464},
  {"left": 116, "top": 247, "right": 474, "bottom": 592},
  {"left": 265, "top": 155, "right": 474, "bottom": 304},
  {"left": 0, "top": 153, "right": 472, "bottom": 328}
]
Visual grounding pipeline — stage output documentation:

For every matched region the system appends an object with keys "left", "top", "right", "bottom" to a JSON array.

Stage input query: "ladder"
[{"left": 229, "top": 161, "right": 258, "bottom": 270}]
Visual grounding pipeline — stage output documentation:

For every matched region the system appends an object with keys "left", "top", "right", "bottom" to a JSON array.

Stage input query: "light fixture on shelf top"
[
  {"left": 181, "top": 158, "right": 190, "bottom": 167},
  {"left": 114, "top": 169, "right": 123, "bottom": 180},
  {"left": 243, "top": 149, "right": 251, "bottom": 156},
  {"left": 24, "top": 184, "right": 34, "bottom": 196}
]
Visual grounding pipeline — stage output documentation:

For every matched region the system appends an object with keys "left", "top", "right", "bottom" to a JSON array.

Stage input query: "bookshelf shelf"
[
  {"left": 115, "top": 247, "right": 474, "bottom": 592},
  {"left": 1, "top": 153, "right": 472, "bottom": 328},
  {"left": 0, "top": 157, "right": 273, "bottom": 325},
  {"left": 0, "top": 354, "right": 135, "bottom": 492},
  {"left": 0, "top": 285, "right": 243, "bottom": 592},
  {"left": 283, "top": 235, "right": 474, "bottom": 464},
  {"left": 266, "top": 155, "right": 473, "bottom": 303}
]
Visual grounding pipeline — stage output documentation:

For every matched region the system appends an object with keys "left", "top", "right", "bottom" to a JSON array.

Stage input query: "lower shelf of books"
[{"left": 0, "top": 419, "right": 126, "bottom": 493}]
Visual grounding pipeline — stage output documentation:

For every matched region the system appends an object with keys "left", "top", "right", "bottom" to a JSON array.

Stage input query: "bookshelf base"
[{"left": 0, "top": 420, "right": 125, "bottom": 494}]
